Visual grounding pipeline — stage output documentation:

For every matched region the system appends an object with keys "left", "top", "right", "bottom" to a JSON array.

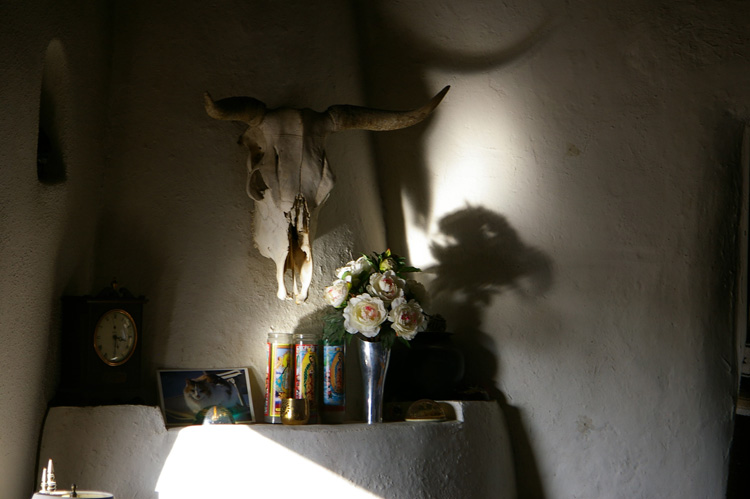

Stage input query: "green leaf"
[
  {"left": 363, "top": 253, "right": 377, "bottom": 268},
  {"left": 322, "top": 311, "right": 346, "bottom": 343},
  {"left": 381, "top": 332, "right": 395, "bottom": 349},
  {"left": 397, "top": 336, "right": 412, "bottom": 348},
  {"left": 398, "top": 265, "right": 421, "bottom": 274},
  {"left": 377, "top": 323, "right": 397, "bottom": 349}
]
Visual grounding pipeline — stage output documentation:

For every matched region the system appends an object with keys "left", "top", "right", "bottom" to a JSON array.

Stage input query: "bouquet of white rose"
[{"left": 322, "top": 249, "right": 428, "bottom": 348}]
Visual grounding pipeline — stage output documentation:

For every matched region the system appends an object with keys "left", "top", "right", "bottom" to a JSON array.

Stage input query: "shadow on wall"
[
  {"left": 429, "top": 205, "right": 552, "bottom": 392},
  {"left": 428, "top": 205, "right": 552, "bottom": 499},
  {"left": 93, "top": 208, "right": 169, "bottom": 406}
]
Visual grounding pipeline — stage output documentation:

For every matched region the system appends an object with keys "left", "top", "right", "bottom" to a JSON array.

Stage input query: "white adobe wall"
[
  {"left": 2, "top": 0, "right": 749, "bottom": 498},
  {"left": 98, "top": 0, "right": 386, "bottom": 421},
  {"left": 363, "top": 2, "right": 748, "bottom": 497},
  {"left": 36, "top": 403, "right": 514, "bottom": 499},
  {"left": 0, "top": 1, "right": 110, "bottom": 496}
]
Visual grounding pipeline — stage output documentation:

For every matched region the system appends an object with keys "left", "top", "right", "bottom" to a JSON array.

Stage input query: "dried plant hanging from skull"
[{"left": 205, "top": 86, "right": 449, "bottom": 303}]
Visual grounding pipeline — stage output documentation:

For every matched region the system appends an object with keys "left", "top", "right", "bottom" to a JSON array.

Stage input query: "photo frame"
[{"left": 157, "top": 368, "right": 255, "bottom": 427}]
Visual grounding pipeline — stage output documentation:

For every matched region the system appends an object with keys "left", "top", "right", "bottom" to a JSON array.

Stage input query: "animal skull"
[{"left": 205, "top": 86, "right": 449, "bottom": 303}]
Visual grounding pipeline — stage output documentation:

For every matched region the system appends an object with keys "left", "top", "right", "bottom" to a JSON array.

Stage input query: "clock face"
[{"left": 93, "top": 309, "right": 137, "bottom": 366}]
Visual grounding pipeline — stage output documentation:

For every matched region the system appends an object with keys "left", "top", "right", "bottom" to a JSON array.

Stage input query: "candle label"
[
  {"left": 294, "top": 343, "right": 319, "bottom": 422},
  {"left": 264, "top": 342, "right": 292, "bottom": 422},
  {"left": 323, "top": 344, "right": 345, "bottom": 409}
]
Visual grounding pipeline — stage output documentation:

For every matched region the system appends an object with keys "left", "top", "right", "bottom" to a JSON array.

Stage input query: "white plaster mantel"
[{"left": 36, "top": 402, "right": 515, "bottom": 498}]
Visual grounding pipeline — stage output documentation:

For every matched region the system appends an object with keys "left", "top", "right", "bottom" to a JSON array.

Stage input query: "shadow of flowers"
[
  {"left": 426, "top": 205, "right": 552, "bottom": 395},
  {"left": 427, "top": 205, "right": 552, "bottom": 499}
]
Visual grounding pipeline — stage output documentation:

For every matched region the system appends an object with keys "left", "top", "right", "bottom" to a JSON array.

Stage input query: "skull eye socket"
[{"left": 247, "top": 168, "right": 268, "bottom": 201}]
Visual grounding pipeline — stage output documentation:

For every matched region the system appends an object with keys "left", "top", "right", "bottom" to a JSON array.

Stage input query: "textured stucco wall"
[
  {"left": 96, "top": 0, "right": 387, "bottom": 419},
  {"left": 37, "top": 403, "right": 514, "bottom": 498},
  {"left": 359, "top": 1, "right": 748, "bottom": 497},
  {"left": 0, "top": 1, "right": 110, "bottom": 496},
  {"left": 2, "top": 0, "right": 749, "bottom": 498}
]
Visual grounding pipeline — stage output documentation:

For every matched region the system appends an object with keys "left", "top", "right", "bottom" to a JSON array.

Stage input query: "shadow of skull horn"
[{"left": 205, "top": 86, "right": 450, "bottom": 303}]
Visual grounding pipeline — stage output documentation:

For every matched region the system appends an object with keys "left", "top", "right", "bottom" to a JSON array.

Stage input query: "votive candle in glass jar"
[
  {"left": 293, "top": 332, "right": 320, "bottom": 423},
  {"left": 264, "top": 332, "right": 292, "bottom": 424}
]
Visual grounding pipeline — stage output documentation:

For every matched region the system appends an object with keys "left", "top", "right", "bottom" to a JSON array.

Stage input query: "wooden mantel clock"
[{"left": 56, "top": 280, "right": 147, "bottom": 406}]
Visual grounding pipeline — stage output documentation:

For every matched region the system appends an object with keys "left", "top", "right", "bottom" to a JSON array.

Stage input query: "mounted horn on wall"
[{"left": 205, "top": 86, "right": 450, "bottom": 303}]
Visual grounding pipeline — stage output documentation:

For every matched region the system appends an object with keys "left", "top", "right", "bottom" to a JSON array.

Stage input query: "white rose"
[
  {"left": 388, "top": 297, "right": 426, "bottom": 340},
  {"left": 324, "top": 279, "right": 349, "bottom": 308},
  {"left": 335, "top": 263, "right": 354, "bottom": 280},
  {"left": 367, "top": 270, "right": 405, "bottom": 304},
  {"left": 343, "top": 293, "right": 387, "bottom": 338},
  {"left": 336, "top": 256, "right": 372, "bottom": 285},
  {"left": 350, "top": 256, "right": 373, "bottom": 276}
]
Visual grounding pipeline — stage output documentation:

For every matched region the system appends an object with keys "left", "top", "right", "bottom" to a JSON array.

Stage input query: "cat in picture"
[{"left": 183, "top": 372, "right": 242, "bottom": 417}]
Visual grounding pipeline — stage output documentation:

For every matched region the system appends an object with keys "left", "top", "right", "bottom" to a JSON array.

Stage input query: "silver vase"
[{"left": 358, "top": 338, "right": 391, "bottom": 424}]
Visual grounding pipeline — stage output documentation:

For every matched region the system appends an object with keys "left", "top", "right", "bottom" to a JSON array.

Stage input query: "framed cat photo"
[{"left": 157, "top": 368, "right": 255, "bottom": 427}]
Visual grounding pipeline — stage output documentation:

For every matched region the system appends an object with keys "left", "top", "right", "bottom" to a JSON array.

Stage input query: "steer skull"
[{"left": 205, "top": 86, "right": 449, "bottom": 303}]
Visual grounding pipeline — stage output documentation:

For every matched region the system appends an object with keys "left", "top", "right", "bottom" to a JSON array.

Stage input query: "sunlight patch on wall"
[
  {"left": 156, "top": 425, "right": 381, "bottom": 498},
  {"left": 406, "top": 75, "right": 539, "bottom": 270}
]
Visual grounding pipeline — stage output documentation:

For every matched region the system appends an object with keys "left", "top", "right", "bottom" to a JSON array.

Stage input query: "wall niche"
[{"left": 37, "top": 38, "right": 68, "bottom": 185}]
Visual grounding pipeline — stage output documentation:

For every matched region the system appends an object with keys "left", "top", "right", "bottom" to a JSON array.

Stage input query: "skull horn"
[
  {"left": 204, "top": 92, "right": 266, "bottom": 126},
  {"left": 327, "top": 85, "right": 450, "bottom": 132}
]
